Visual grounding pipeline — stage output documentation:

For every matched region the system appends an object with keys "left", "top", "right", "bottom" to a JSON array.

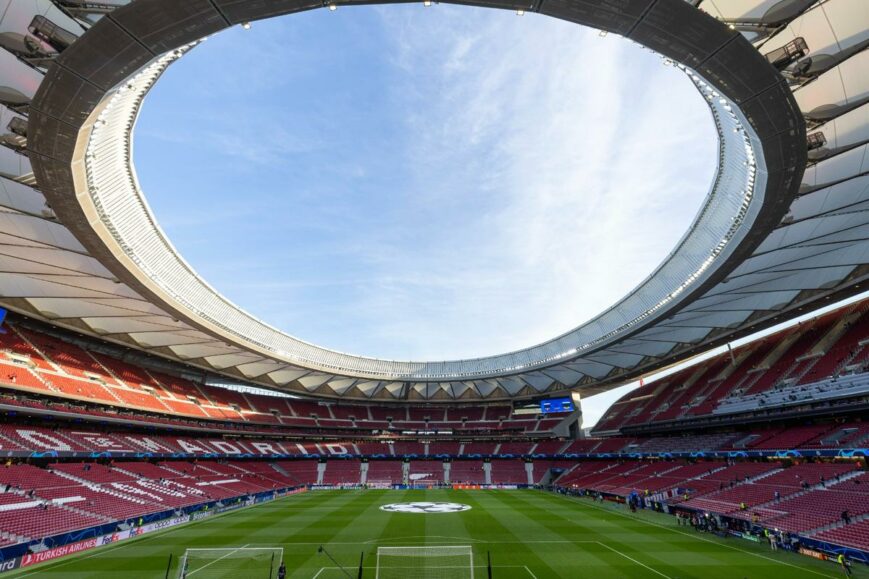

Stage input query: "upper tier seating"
[
  {"left": 631, "top": 433, "right": 736, "bottom": 453},
  {"left": 392, "top": 442, "right": 425, "bottom": 456},
  {"left": 497, "top": 441, "right": 535, "bottom": 455},
  {"left": 4, "top": 322, "right": 587, "bottom": 435},
  {"left": 3, "top": 309, "right": 866, "bottom": 441},
  {"left": 593, "top": 305, "right": 869, "bottom": 434},
  {"left": 462, "top": 442, "right": 496, "bottom": 455},
  {"left": 561, "top": 439, "right": 603, "bottom": 453},
  {"left": 354, "top": 441, "right": 393, "bottom": 456},
  {"left": 428, "top": 442, "right": 461, "bottom": 456},
  {"left": 743, "top": 424, "right": 833, "bottom": 450},
  {"left": 531, "top": 440, "right": 569, "bottom": 454},
  {"left": 594, "top": 438, "right": 636, "bottom": 453},
  {"left": 445, "top": 406, "right": 485, "bottom": 422}
]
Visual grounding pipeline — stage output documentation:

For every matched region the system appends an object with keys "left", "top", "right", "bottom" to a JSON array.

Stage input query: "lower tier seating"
[
  {"left": 813, "top": 519, "right": 869, "bottom": 551},
  {"left": 0, "top": 457, "right": 865, "bottom": 554}
]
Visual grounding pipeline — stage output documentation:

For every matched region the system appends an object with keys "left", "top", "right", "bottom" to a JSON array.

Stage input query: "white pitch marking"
[
  {"left": 186, "top": 543, "right": 250, "bottom": 577},
  {"left": 366, "top": 535, "right": 487, "bottom": 544},
  {"left": 551, "top": 493, "right": 839, "bottom": 579},
  {"left": 7, "top": 492, "right": 317, "bottom": 578},
  {"left": 595, "top": 541, "right": 672, "bottom": 579},
  {"left": 249, "top": 539, "right": 591, "bottom": 546},
  {"left": 523, "top": 565, "right": 539, "bottom": 578},
  {"left": 318, "top": 565, "right": 534, "bottom": 570}
]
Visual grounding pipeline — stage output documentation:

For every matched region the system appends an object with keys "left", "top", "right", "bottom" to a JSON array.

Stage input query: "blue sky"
[{"left": 134, "top": 5, "right": 716, "bottom": 425}]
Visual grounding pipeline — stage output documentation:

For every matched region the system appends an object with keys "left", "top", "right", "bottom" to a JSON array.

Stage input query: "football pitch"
[{"left": 5, "top": 489, "right": 863, "bottom": 578}]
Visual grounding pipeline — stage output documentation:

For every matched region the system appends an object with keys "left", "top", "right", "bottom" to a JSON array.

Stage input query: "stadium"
[{"left": 0, "top": 0, "right": 867, "bottom": 576}]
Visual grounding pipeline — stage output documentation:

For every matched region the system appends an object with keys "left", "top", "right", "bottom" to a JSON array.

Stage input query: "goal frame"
[
  {"left": 177, "top": 547, "right": 284, "bottom": 578},
  {"left": 375, "top": 545, "right": 474, "bottom": 579}
]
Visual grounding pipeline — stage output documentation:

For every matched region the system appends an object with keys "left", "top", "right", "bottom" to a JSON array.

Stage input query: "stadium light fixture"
[
  {"left": 516, "top": 9, "right": 524, "bottom": 15},
  {"left": 424, "top": 0, "right": 432, "bottom": 6},
  {"left": 328, "top": 3, "right": 337, "bottom": 10},
  {"left": 241, "top": 21, "right": 251, "bottom": 30}
]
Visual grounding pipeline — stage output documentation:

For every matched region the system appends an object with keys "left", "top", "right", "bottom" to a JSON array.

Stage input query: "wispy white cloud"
[{"left": 307, "top": 6, "right": 718, "bottom": 360}]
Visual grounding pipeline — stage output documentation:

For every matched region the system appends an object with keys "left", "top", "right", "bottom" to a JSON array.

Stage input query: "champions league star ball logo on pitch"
[{"left": 380, "top": 502, "right": 472, "bottom": 514}]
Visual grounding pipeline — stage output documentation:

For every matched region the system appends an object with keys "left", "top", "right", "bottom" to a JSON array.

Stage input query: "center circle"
[{"left": 380, "top": 502, "right": 472, "bottom": 514}]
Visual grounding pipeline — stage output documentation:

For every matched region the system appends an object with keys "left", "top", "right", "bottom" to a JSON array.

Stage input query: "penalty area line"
[
  {"left": 6, "top": 492, "right": 317, "bottom": 578},
  {"left": 595, "top": 541, "right": 672, "bottom": 579},
  {"left": 548, "top": 492, "right": 840, "bottom": 579},
  {"left": 186, "top": 544, "right": 250, "bottom": 577},
  {"left": 246, "top": 539, "right": 598, "bottom": 546},
  {"left": 365, "top": 534, "right": 488, "bottom": 544}
]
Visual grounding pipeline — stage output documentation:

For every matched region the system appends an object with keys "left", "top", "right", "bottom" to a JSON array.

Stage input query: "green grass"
[{"left": 5, "top": 489, "right": 864, "bottom": 578}]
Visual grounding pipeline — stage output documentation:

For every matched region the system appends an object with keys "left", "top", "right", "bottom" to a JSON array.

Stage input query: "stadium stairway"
[
  {"left": 268, "top": 462, "right": 293, "bottom": 481},
  {"left": 535, "top": 463, "right": 580, "bottom": 485},
  {"left": 53, "top": 501, "right": 115, "bottom": 525}
]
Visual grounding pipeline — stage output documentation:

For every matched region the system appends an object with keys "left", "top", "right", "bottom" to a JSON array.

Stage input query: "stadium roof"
[{"left": 1, "top": 0, "right": 867, "bottom": 401}]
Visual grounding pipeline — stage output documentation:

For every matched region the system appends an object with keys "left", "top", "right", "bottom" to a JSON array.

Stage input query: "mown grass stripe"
[
  {"left": 509, "top": 490, "right": 694, "bottom": 577},
  {"left": 539, "top": 490, "right": 842, "bottom": 579},
  {"left": 3, "top": 489, "right": 861, "bottom": 579}
]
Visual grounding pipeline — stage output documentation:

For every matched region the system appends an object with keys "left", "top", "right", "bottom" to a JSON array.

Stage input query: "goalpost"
[
  {"left": 176, "top": 547, "right": 283, "bottom": 578},
  {"left": 375, "top": 546, "right": 474, "bottom": 579}
]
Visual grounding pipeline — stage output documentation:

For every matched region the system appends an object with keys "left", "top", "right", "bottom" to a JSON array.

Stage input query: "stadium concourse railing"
[{"left": 0, "top": 486, "right": 307, "bottom": 573}]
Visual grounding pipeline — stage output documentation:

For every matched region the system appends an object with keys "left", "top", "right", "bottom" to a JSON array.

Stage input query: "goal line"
[{"left": 177, "top": 546, "right": 284, "bottom": 578}]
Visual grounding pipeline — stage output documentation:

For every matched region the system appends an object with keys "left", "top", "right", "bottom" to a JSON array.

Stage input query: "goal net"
[
  {"left": 177, "top": 547, "right": 283, "bottom": 578},
  {"left": 375, "top": 546, "right": 474, "bottom": 579}
]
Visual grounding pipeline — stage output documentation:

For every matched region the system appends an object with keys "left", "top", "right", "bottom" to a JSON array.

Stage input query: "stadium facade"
[
  {"left": 0, "top": 0, "right": 863, "bottom": 401},
  {"left": 0, "top": 0, "right": 867, "bottom": 575}
]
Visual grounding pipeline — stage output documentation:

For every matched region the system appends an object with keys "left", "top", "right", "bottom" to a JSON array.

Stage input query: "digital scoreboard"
[{"left": 540, "top": 397, "right": 574, "bottom": 414}]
